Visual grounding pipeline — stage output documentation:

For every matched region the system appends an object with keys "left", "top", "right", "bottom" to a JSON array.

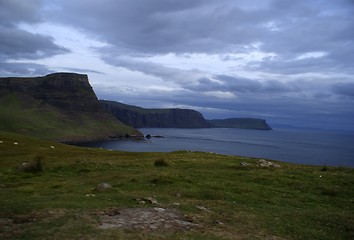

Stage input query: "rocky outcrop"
[
  {"left": 0, "top": 73, "right": 142, "bottom": 142},
  {"left": 100, "top": 100, "right": 213, "bottom": 128},
  {"left": 0, "top": 73, "right": 100, "bottom": 112},
  {"left": 208, "top": 118, "right": 272, "bottom": 130}
]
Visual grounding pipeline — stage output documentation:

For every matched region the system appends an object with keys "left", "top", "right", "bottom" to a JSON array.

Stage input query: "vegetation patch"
[
  {"left": 16, "top": 155, "right": 45, "bottom": 173},
  {"left": 1, "top": 131, "right": 354, "bottom": 239},
  {"left": 154, "top": 158, "right": 169, "bottom": 167}
]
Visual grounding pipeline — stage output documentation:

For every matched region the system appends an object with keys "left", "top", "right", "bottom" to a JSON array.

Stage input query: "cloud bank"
[{"left": 1, "top": 0, "right": 353, "bottom": 130}]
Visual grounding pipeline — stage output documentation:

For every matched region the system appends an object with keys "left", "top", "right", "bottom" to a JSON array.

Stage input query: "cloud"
[
  {"left": 0, "top": 0, "right": 69, "bottom": 75},
  {"left": 0, "top": 0, "right": 42, "bottom": 26},
  {"left": 0, "top": 26, "right": 68, "bottom": 60},
  {"left": 0, "top": 61, "right": 51, "bottom": 76},
  {"left": 332, "top": 82, "right": 354, "bottom": 98},
  {"left": 1, "top": 0, "right": 353, "bottom": 130}
]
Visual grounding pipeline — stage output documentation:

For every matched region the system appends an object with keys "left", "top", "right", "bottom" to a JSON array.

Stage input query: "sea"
[{"left": 78, "top": 128, "right": 354, "bottom": 167}]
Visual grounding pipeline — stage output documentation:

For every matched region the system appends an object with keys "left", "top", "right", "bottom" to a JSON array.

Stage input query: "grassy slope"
[
  {"left": 0, "top": 94, "right": 140, "bottom": 142},
  {"left": 0, "top": 131, "right": 353, "bottom": 239}
]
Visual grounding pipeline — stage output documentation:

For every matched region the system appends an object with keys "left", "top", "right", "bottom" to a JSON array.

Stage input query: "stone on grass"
[
  {"left": 96, "top": 183, "right": 112, "bottom": 192},
  {"left": 258, "top": 159, "right": 281, "bottom": 168}
]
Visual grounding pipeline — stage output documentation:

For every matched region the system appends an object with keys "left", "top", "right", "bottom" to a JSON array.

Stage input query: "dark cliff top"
[
  {"left": 0, "top": 72, "right": 92, "bottom": 93},
  {"left": 209, "top": 118, "right": 272, "bottom": 130},
  {"left": 100, "top": 100, "right": 202, "bottom": 114},
  {"left": 0, "top": 72, "right": 88, "bottom": 80}
]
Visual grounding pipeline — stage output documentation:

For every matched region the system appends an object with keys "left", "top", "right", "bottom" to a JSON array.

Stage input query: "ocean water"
[{"left": 79, "top": 128, "right": 354, "bottom": 167}]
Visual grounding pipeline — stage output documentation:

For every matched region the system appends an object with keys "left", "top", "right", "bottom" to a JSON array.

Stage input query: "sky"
[{"left": 1, "top": 0, "right": 354, "bottom": 131}]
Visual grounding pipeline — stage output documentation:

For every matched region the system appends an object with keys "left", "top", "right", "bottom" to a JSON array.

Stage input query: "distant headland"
[{"left": 0, "top": 73, "right": 272, "bottom": 143}]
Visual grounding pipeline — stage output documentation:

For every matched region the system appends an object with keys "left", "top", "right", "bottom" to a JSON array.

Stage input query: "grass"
[
  {"left": 0, "top": 131, "right": 354, "bottom": 239},
  {"left": 0, "top": 93, "right": 140, "bottom": 142}
]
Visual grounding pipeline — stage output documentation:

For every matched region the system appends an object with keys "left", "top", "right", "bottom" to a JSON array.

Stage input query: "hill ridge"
[{"left": 0, "top": 73, "right": 142, "bottom": 142}]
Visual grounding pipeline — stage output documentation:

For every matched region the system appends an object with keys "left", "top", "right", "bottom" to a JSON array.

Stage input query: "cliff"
[
  {"left": 0, "top": 73, "right": 142, "bottom": 142},
  {"left": 100, "top": 100, "right": 213, "bottom": 128},
  {"left": 208, "top": 118, "right": 272, "bottom": 130}
]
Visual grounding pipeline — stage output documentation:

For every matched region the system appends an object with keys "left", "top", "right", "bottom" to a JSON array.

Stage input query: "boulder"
[
  {"left": 258, "top": 159, "right": 281, "bottom": 168},
  {"left": 96, "top": 183, "right": 112, "bottom": 192}
]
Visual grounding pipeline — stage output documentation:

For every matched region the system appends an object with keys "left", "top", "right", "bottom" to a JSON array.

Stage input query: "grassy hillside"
[
  {"left": 0, "top": 131, "right": 353, "bottom": 239},
  {"left": 0, "top": 73, "right": 141, "bottom": 142},
  {"left": 0, "top": 93, "right": 140, "bottom": 142}
]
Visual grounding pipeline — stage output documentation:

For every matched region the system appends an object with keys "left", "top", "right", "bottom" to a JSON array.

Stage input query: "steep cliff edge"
[
  {"left": 100, "top": 100, "right": 213, "bottom": 128},
  {"left": 0, "top": 73, "right": 141, "bottom": 142},
  {"left": 209, "top": 118, "right": 272, "bottom": 130}
]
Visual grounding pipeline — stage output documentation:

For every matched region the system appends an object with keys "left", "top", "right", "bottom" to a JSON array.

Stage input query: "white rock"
[{"left": 196, "top": 205, "right": 210, "bottom": 212}]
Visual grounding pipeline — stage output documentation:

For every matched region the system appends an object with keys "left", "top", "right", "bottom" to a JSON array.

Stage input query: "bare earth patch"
[{"left": 99, "top": 207, "right": 199, "bottom": 232}]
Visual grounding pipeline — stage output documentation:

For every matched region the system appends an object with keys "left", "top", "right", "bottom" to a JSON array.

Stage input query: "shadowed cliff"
[
  {"left": 209, "top": 118, "right": 272, "bottom": 130},
  {"left": 0, "top": 73, "right": 141, "bottom": 142},
  {"left": 100, "top": 100, "right": 213, "bottom": 128}
]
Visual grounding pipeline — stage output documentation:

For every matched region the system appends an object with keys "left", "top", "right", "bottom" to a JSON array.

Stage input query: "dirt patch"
[{"left": 99, "top": 207, "right": 199, "bottom": 232}]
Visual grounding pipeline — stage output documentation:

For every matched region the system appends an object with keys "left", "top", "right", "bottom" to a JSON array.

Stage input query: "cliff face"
[
  {"left": 208, "top": 118, "right": 272, "bottom": 130},
  {"left": 0, "top": 73, "right": 100, "bottom": 112},
  {"left": 100, "top": 100, "right": 213, "bottom": 128},
  {"left": 0, "top": 73, "right": 141, "bottom": 142}
]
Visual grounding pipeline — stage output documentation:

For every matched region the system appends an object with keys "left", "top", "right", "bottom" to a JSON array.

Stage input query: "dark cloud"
[
  {"left": 0, "top": 0, "right": 68, "bottom": 75},
  {"left": 43, "top": 0, "right": 270, "bottom": 54},
  {"left": 0, "top": 60, "right": 51, "bottom": 76},
  {"left": 1, "top": 0, "right": 353, "bottom": 130},
  {"left": 46, "top": 0, "right": 354, "bottom": 59},
  {"left": 332, "top": 82, "right": 354, "bottom": 98},
  {"left": 0, "top": 26, "right": 68, "bottom": 60},
  {"left": 0, "top": 0, "right": 42, "bottom": 26},
  {"left": 95, "top": 79, "right": 354, "bottom": 130}
]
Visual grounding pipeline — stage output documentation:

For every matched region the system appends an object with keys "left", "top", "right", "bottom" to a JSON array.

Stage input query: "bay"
[{"left": 79, "top": 128, "right": 354, "bottom": 167}]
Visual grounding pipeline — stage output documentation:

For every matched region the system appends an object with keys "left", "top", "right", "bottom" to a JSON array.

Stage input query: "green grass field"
[
  {"left": 1, "top": 131, "right": 353, "bottom": 239},
  {"left": 0, "top": 94, "right": 140, "bottom": 142}
]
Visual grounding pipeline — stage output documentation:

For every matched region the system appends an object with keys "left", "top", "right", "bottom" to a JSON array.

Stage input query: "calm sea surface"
[{"left": 79, "top": 128, "right": 354, "bottom": 167}]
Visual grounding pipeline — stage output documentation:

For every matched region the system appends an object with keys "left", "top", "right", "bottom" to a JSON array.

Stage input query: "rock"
[
  {"left": 154, "top": 207, "right": 166, "bottom": 213},
  {"left": 135, "top": 197, "right": 158, "bottom": 205},
  {"left": 16, "top": 162, "right": 30, "bottom": 172},
  {"left": 96, "top": 183, "right": 112, "bottom": 192},
  {"left": 258, "top": 159, "right": 281, "bottom": 168},
  {"left": 196, "top": 206, "right": 210, "bottom": 212},
  {"left": 144, "top": 197, "right": 158, "bottom": 205}
]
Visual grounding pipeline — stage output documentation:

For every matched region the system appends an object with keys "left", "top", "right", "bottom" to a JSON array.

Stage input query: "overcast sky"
[{"left": 1, "top": 0, "right": 354, "bottom": 131}]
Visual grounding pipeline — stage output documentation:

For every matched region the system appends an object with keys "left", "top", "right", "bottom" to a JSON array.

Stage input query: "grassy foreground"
[{"left": 0, "top": 131, "right": 353, "bottom": 239}]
